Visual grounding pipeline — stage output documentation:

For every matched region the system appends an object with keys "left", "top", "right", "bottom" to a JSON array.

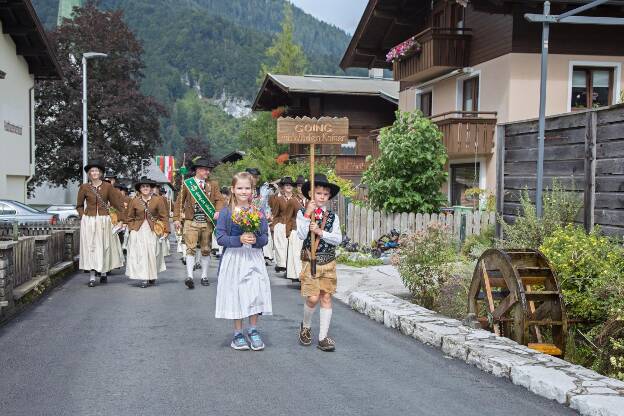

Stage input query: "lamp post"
[{"left": 82, "top": 52, "right": 108, "bottom": 183}]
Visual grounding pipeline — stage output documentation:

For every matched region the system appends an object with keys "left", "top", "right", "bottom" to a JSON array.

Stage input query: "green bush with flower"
[
  {"left": 541, "top": 225, "right": 624, "bottom": 379},
  {"left": 394, "top": 223, "right": 459, "bottom": 309}
]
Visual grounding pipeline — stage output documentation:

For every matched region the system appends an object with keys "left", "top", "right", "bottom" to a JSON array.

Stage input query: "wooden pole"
[{"left": 310, "top": 143, "right": 316, "bottom": 277}]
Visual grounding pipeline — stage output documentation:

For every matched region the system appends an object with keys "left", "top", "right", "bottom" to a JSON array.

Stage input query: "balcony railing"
[
  {"left": 393, "top": 27, "right": 472, "bottom": 83},
  {"left": 430, "top": 111, "right": 497, "bottom": 159}
]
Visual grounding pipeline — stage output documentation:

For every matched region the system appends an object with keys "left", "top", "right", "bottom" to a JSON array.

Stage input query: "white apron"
[
  {"left": 273, "top": 223, "right": 288, "bottom": 268},
  {"left": 79, "top": 215, "right": 124, "bottom": 273},
  {"left": 263, "top": 226, "right": 274, "bottom": 260},
  {"left": 126, "top": 220, "right": 161, "bottom": 280},
  {"left": 215, "top": 246, "right": 273, "bottom": 320},
  {"left": 286, "top": 230, "right": 303, "bottom": 280}
]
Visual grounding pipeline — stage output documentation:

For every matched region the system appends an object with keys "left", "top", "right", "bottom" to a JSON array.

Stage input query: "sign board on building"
[
  {"left": 4, "top": 121, "right": 23, "bottom": 136},
  {"left": 277, "top": 116, "right": 349, "bottom": 144}
]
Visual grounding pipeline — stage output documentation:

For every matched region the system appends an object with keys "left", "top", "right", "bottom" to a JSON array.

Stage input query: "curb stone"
[{"left": 347, "top": 290, "right": 624, "bottom": 416}]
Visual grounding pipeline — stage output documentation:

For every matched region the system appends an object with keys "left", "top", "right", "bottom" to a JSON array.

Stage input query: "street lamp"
[{"left": 82, "top": 52, "right": 108, "bottom": 183}]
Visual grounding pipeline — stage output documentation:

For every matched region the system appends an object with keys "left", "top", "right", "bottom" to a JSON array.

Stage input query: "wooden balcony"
[
  {"left": 393, "top": 28, "right": 472, "bottom": 83},
  {"left": 430, "top": 111, "right": 497, "bottom": 159}
]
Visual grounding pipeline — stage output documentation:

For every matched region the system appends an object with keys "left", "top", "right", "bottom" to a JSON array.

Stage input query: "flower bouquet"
[{"left": 232, "top": 206, "right": 262, "bottom": 248}]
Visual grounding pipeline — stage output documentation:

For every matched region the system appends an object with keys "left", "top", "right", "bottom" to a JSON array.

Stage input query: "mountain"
[{"left": 31, "top": 0, "right": 364, "bottom": 159}]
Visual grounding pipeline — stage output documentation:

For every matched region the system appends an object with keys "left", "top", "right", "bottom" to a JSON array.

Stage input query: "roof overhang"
[
  {"left": 0, "top": 0, "right": 62, "bottom": 80},
  {"left": 252, "top": 73, "right": 399, "bottom": 111},
  {"left": 340, "top": 0, "right": 430, "bottom": 70}
]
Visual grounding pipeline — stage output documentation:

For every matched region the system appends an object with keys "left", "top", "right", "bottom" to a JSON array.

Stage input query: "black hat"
[
  {"left": 301, "top": 174, "right": 340, "bottom": 200},
  {"left": 246, "top": 167, "right": 261, "bottom": 176},
  {"left": 104, "top": 170, "right": 117, "bottom": 179},
  {"left": 114, "top": 183, "right": 128, "bottom": 192},
  {"left": 134, "top": 176, "right": 159, "bottom": 191},
  {"left": 278, "top": 176, "right": 295, "bottom": 186},
  {"left": 84, "top": 159, "right": 106, "bottom": 173},
  {"left": 296, "top": 175, "right": 305, "bottom": 185},
  {"left": 192, "top": 158, "right": 216, "bottom": 170}
]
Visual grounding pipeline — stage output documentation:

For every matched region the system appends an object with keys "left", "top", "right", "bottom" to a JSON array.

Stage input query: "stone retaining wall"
[{"left": 349, "top": 290, "right": 624, "bottom": 416}]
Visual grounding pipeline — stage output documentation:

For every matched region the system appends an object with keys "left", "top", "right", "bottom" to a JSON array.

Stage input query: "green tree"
[
  {"left": 34, "top": 2, "right": 166, "bottom": 186},
  {"left": 258, "top": 3, "right": 308, "bottom": 82},
  {"left": 363, "top": 111, "right": 448, "bottom": 213}
]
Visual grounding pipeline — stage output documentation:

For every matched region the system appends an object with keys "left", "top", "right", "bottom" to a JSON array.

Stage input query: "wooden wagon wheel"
[{"left": 467, "top": 249, "right": 568, "bottom": 356}]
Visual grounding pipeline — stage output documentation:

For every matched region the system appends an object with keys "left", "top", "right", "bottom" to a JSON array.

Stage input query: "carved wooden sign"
[{"left": 277, "top": 116, "right": 349, "bottom": 144}]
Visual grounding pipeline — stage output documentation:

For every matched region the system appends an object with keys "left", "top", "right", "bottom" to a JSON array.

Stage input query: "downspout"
[{"left": 24, "top": 86, "right": 35, "bottom": 202}]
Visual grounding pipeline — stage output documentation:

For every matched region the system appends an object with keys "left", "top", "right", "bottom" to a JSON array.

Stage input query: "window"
[
  {"left": 341, "top": 138, "right": 357, "bottom": 156},
  {"left": 571, "top": 67, "right": 614, "bottom": 110},
  {"left": 419, "top": 92, "right": 433, "bottom": 117},
  {"left": 450, "top": 163, "right": 479, "bottom": 206},
  {"left": 0, "top": 203, "right": 17, "bottom": 216},
  {"left": 462, "top": 77, "right": 479, "bottom": 112}
]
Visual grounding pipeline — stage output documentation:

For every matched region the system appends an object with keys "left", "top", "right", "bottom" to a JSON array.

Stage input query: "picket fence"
[{"left": 345, "top": 203, "right": 496, "bottom": 246}]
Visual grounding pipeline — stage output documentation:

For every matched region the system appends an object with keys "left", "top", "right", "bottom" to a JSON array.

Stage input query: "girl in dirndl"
[
  {"left": 125, "top": 177, "right": 168, "bottom": 288},
  {"left": 215, "top": 172, "right": 272, "bottom": 351},
  {"left": 77, "top": 160, "right": 126, "bottom": 287}
]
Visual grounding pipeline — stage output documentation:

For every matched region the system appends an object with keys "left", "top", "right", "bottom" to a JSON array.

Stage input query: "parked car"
[
  {"left": 46, "top": 205, "right": 79, "bottom": 222},
  {"left": 0, "top": 200, "right": 58, "bottom": 225}
]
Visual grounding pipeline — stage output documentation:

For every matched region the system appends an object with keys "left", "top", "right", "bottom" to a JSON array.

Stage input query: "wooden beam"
[
  {"left": 2, "top": 24, "right": 35, "bottom": 35},
  {"left": 16, "top": 46, "right": 47, "bottom": 56}
]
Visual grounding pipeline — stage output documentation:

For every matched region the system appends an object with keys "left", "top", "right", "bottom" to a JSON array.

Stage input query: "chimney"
[{"left": 369, "top": 68, "right": 384, "bottom": 79}]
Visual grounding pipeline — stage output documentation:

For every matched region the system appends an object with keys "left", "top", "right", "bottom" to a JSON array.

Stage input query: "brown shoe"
[
  {"left": 299, "top": 323, "right": 312, "bottom": 346},
  {"left": 317, "top": 337, "right": 336, "bottom": 352}
]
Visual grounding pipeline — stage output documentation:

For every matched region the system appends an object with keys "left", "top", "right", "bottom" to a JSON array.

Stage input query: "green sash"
[{"left": 184, "top": 177, "right": 216, "bottom": 226}]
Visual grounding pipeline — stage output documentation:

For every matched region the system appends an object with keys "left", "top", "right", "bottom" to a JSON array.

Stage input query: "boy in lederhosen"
[{"left": 296, "top": 174, "right": 342, "bottom": 351}]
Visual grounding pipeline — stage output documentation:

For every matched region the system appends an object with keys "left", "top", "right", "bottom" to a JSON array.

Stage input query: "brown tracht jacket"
[
  {"left": 173, "top": 177, "right": 225, "bottom": 224},
  {"left": 125, "top": 196, "right": 168, "bottom": 232},
  {"left": 269, "top": 194, "right": 302, "bottom": 235},
  {"left": 76, "top": 181, "right": 126, "bottom": 220}
]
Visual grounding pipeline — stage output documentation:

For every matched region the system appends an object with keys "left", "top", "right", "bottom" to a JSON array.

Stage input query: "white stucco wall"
[{"left": 0, "top": 21, "right": 35, "bottom": 203}]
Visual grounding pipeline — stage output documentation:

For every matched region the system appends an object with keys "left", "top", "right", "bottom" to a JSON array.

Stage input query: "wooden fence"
[
  {"left": 498, "top": 104, "right": 624, "bottom": 237},
  {"left": 345, "top": 203, "right": 496, "bottom": 246},
  {"left": 8, "top": 237, "right": 35, "bottom": 287}
]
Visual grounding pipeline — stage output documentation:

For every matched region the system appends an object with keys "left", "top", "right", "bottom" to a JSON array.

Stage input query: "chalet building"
[
  {"left": 0, "top": 0, "right": 61, "bottom": 203},
  {"left": 253, "top": 73, "right": 398, "bottom": 183},
  {"left": 341, "top": 0, "right": 624, "bottom": 206}
]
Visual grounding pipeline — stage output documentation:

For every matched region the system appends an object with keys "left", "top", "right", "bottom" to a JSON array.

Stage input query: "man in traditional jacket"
[{"left": 173, "top": 158, "right": 225, "bottom": 289}]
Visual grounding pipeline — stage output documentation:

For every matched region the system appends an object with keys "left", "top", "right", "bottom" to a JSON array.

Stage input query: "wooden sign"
[{"left": 277, "top": 116, "right": 349, "bottom": 144}]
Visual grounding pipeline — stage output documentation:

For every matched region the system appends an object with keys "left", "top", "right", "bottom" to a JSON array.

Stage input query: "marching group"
[{"left": 76, "top": 157, "right": 343, "bottom": 352}]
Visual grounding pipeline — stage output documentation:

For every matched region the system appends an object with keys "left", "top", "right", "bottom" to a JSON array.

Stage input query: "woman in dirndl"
[
  {"left": 125, "top": 177, "right": 168, "bottom": 288},
  {"left": 77, "top": 160, "right": 126, "bottom": 287}
]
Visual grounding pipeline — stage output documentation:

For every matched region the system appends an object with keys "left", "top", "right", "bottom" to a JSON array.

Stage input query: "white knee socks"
[
  {"left": 319, "top": 308, "right": 333, "bottom": 341},
  {"left": 186, "top": 255, "right": 195, "bottom": 278},
  {"left": 303, "top": 303, "right": 316, "bottom": 328},
  {"left": 89, "top": 270, "right": 96, "bottom": 282},
  {"left": 200, "top": 256, "right": 210, "bottom": 278}
]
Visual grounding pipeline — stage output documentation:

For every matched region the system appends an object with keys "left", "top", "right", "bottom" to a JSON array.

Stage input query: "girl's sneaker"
[
  {"left": 231, "top": 333, "right": 249, "bottom": 351},
  {"left": 247, "top": 329, "right": 265, "bottom": 351}
]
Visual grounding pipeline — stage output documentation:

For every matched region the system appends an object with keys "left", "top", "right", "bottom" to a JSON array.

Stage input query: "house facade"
[
  {"left": 0, "top": 0, "right": 61, "bottom": 203},
  {"left": 253, "top": 73, "right": 398, "bottom": 183},
  {"left": 341, "top": 0, "right": 624, "bottom": 206}
]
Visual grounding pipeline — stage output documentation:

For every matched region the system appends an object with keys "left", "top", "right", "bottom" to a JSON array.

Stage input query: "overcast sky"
[{"left": 289, "top": 0, "right": 368, "bottom": 34}]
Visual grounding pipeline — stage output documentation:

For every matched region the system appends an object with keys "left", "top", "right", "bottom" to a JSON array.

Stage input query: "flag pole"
[{"left": 310, "top": 143, "right": 316, "bottom": 277}]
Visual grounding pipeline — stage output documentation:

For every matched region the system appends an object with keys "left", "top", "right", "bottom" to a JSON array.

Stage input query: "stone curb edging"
[{"left": 348, "top": 290, "right": 624, "bottom": 416}]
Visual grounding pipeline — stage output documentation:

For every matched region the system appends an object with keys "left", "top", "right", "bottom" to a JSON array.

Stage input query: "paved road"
[{"left": 0, "top": 254, "right": 575, "bottom": 416}]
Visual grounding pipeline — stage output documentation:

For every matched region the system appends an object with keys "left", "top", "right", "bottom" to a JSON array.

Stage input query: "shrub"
[
  {"left": 362, "top": 110, "right": 447, "bottom": 213},
  {"left": 461, "top": 225, "right": 495, "bottom": 259},
  {"left": 501, "top": 180, "right": 582, "bottom": 249},
  {"left": 394, "top": 223, "right": 458, "bottom": 309},
  {"left": 540, "top": 225, "right": 624, "bottom": 323},
  {"left": 436, "top": 260, "right": 474, "bottom": 320}
]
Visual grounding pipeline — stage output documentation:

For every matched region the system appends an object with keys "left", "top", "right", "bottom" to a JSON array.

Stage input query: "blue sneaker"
[
  {"left": 247, "top": 329, "right": 265, "bottom": 351},
  {"left": 231, "top": 333, "right": 249, "bottom": 351}
]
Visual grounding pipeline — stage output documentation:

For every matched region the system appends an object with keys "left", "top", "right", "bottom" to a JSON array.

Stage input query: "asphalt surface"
[{"left": 0, "top": 253, "right": 576, "bottom": 416}]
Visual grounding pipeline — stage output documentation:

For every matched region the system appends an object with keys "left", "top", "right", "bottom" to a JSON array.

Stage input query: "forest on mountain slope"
[{"left": 31, "top": 0, "right": 364, "bottom": 159}]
